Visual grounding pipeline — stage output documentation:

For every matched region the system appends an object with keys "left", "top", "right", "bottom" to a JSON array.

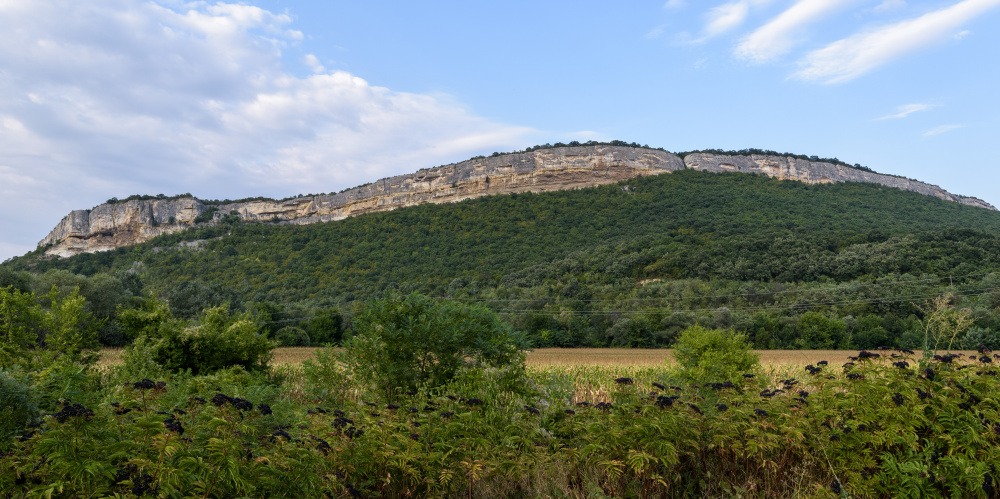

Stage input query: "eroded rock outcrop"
[
  {"left": 38, "top": 146, "right": 994, "bottom": 257},
  {"left": 39, "top": 146, "right": 684, "bottom": 257},
  {"left": 682, "top": 153, "right": 995, "bottom": 210}
]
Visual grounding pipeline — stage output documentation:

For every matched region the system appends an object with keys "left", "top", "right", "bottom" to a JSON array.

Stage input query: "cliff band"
[{"left": 38, "top": 146, "right": 995, "bottom": 258}]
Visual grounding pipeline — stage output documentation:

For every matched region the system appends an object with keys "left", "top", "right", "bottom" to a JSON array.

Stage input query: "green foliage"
[
  {"left": 192, "top": 206, "right": 219, "bottom": 224},
  {"left": 0, "top": 286, "right": 100, "bottom": 369},
  {"left": 41, "top": 287, "right": 100, "bottom": 365},
  {"left": 304, "top": 308, "right": 343, "bottom": 345},
  {"left": 300, "top": 346, "right": 351, "bottom": 405},
  {"left": 164, "top": 280, "right": 224, "bottom": 318},
  {"left": 106, "top": 193, "right": 192, "bottom": 204},
  {"left": 673, "top": 325, "right": 760, "bottom": 382},
  {"left": 0, "top": 287, "right": 43, "bottom": 369},
  {"left": 32, "top": 269, "right": 144, "bottom": 347},
  {"left": 0, "top": 267, "right": 32, "bottom": 294},
  {"left": 5, "top": 351, "right": 1000, "bottom": 497},
  {"left": 274, "top": 325, "right": 310, "bottom": 346},
  {"left": 0, "top": 372, "right": 37, "bottom": 446},
  {"left": 116, "top": 296, "right": 172, "bottom": 340},
  {"left": 144, "top": 306, "right": 275, "bottom": 375},
  {"left": 343, "top": 293, "right": 526, "bottom": 398},
  {"left": 796, "top": 311, "right": 849, "bottom": 349}
]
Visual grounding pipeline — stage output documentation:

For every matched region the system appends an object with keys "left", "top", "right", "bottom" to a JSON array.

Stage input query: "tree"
[
  {"left": 673, "top": 325, "right": 760, "bottom": 382},
  {"left": 275, "top": 326, "right": 310, "bottom": 347},
  {"left": 0, "top": 287, "right": 43, "bottom": 369},
  {"left": 42, "top": 287, "right": 100, "bottom": 364},
  {"left": 305, "top": 308, "right": 343, "bottom": 345},
  {"left": 145, "top": 305, "right": 274, "bottom": 375},
  {"left": 918, "top": 293, "right": 975, "bottom": 354},
  {"left": 796, "top": 312, "right": 848, "bottom": 350},
  {"left": 0, "top": 268, "right": 32, "bottom": 294},
  {"left": 342, "top": 293, "right": 525, "bottom": 399}
]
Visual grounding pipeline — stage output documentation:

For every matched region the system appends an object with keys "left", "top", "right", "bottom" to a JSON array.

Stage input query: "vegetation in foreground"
[{"left": 3, "top": 289, "right": 999, "bottom": 498}]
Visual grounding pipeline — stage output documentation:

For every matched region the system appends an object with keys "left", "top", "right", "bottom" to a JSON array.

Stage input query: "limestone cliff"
[
  {"left": 682, "top": 153, "right": 996, "bottom": 210},
  {"left": 39, "top": 146, "right": 683, "bottom": 257},
  {"left": 38, "top": 146, "right": 995, "bottom": 257}
]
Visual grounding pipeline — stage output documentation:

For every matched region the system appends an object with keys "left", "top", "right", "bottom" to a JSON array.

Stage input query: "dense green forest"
[{"left": 5, "top": 169, "right": 1000, "bottom": 349}]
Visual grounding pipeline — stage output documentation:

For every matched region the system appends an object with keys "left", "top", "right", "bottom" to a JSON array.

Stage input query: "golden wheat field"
[{"left": 99, "top": 346, "right": 981, "bottom": 368}]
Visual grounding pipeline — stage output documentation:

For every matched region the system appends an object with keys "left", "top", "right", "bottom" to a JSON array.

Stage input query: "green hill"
[{"left": 5, "top": 168, "right": 1000, "bottom": 349}]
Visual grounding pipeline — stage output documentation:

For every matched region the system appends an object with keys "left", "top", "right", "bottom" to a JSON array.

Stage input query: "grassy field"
[{"left": 98, "top": 346, "right": 979, "bottom": 368}]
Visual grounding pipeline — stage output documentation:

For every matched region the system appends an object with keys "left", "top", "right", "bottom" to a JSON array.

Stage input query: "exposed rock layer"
[{"left": 38, "top": 146, "right": 994, "bottom": 257}]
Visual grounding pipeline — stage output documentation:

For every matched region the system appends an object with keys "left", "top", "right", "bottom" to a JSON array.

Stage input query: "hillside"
[
  {"left": 35, "top": 144, "right": 993, "bottom": 258},
  {"left": 6, "top": 164, "right": 1000, "bottom": 350}
]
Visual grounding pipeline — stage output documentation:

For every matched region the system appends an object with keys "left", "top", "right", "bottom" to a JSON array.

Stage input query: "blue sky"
[{"left": 1, "top": 0, "right": 998, "bottom": 261}]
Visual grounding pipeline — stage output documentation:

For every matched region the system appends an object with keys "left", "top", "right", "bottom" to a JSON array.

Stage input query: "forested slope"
[{"left": 5, "top": 169, "right": 1000, "bottom": 349}]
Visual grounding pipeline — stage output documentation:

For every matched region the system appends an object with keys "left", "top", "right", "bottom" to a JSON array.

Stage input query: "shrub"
[
  {"left": 146, "top": 306, "right": 274, "bottom": 375},
  {"left": 0, "top": 372, "right": 37, "bottom": 446},
  {"left": 275, "top": 326, "right": 310, "bottom": 347},
  {"left": 192, "top": 206, "right": 219, "bottom": 224},
  {"left": 304, "top": 308, "right": 343, "bottom": 345},
  {"left": 673, "top": 325, "right": 760, "bottom": 382},
  {"left": 41, "top": 287, "right": 100, "bottom": 365},
  {"left": 301, "top": 346, "right": 351, "bottom": 405},
  {"left": 342, "top": 293, "right": 525, "bottom": 399},
  {"left": 0, "top": 287, "right": 43, "bottom": 369}
]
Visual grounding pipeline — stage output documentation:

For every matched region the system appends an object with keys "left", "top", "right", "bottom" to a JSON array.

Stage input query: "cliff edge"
[{"left": 38, "top": 145, "right": 995, "bottom": 257}]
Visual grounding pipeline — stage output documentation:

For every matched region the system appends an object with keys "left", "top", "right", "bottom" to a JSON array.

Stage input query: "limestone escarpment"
[
  {"left": 682, "top": 154, "right": 996, "bottom": 210},
  {"left": 40, "top": 146, "right": 684, "bottom": 257},
  {"left": 38, "top": 146, "right": 994, "bottom": 257}
]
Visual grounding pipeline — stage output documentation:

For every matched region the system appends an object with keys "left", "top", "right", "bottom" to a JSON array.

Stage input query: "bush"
[
  {"left": 342, "top": 293, "right": 525, "bottom": 399},
  {"left": 0, "top": 287, "right": 43, "bottom": 369},
  {"left": 304, "top": 308, "right": 343, "bottom": 345},
  {"left": 0, "top": 372, "right": 37, "bottom": 446},
  {"left": 301, "top": 347, "right": 351, "bottom": 405},
  {"left": 275, "top": 326, "right": 310, "bottom": 347},
  {"left": 673, "top": 325, "right": 760, "bottom": 382},
  {"left": 146, "top": 306, "right": 275, "bottom": 375}
]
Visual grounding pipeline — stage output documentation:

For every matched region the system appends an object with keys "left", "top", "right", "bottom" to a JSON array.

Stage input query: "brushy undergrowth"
[{"left": 2, "top": 349, "right": 1000, "bottom": 498}]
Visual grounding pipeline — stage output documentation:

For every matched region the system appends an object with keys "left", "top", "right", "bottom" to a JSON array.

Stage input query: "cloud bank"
[{"left": 0, "top": 0, "right": 537, "bottom": 260}]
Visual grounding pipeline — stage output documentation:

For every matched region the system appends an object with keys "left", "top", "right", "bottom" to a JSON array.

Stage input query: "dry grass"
[
  {"left": 97, "top": 347, "right": 125, "bottom": 367},
  {"left": 526, "top": 348, "right": 674, "bottom": 366},
  {"left": 98, "top": 346, "right": 984, "bottom": 368},
  {"left": 271, "top": 347, "right": 328, "bottom": 365}
]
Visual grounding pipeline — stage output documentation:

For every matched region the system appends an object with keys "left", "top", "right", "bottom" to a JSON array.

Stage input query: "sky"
[{"left": 1, "top": 0, "right": 998, "bottom": 262}]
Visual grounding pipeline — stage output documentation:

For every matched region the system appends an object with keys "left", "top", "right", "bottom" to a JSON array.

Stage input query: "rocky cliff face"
[
  {"left": 682, "top": 153, "right": 996, "bottom": 210},
  {"left": 38, "top": 146, "right": 994, "bottom": 257}
]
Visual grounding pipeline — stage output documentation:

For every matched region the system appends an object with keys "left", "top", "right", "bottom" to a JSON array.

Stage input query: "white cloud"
[
  {"left": 923, "top": 124, "right": 967, "bottom": 136},
  {"left": 735, "top": 0, "right": 858, "bottom": 63},
  {"left": 303, "top": 53, "right": 325, "bottom": 73},
  {"left": 793, "top": 0, "right": 1000, "bottom": 83},
  {"left": 875, "top": 103, "right": 936, "bottom": 120},
  {"left": 873, "top": 0, "right": 907, "bottom": 14},
  {"left": 704, "top": 2, "right": 752, "bottom": 38},
  {"left": 694, "top": 0, "right": 773, "bottom": 42},
  {"left": 0, "top": 0, "right": 539, "bottom": 260},
  {"left": 664, "top": 0, "right": 686, "bottom": 9},
  {"left": 954, "top": 29, "right": 972, "bottom": 39},
  {"left": 645, "top": 24, "right": 669, "bottom": 39}
]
